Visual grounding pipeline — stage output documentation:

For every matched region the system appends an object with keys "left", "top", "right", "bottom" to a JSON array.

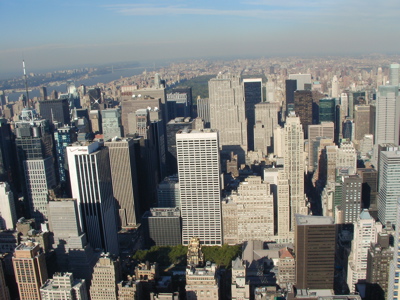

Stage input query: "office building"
[
  {"left": 0, "top": 119, "right": 16, "bottom": 184},
  {"left": 222, "top": 176, "right": 274, "bottom": 244},
  {"left": 105, "top": 138, "right": 140, "bottom": 227},
  {"left": 342, "top": 119, "right": 354, "bottom": 141},
  {"left": 285, "top": 79, "right": 297, "bottom": 114},
  {"left": 340, "top": 92, "right": 349, "bottom": 119},
  {"left": 157, "top": 176, "right": 180, "bottom": 208},
  {"left": 378, "top": 150, "right": 400, "bottom": 225},
  {"left": 166, "top": 117, "right": 193, "bottom": 175},
  {"left": 90, "top": 254, "right": 122, "bottom": 300},
  {"left": 276, "top": 170, "right": 293, "bottom": 243},
  {"left": 243, "top": 78, "right": 263, "bottom": 150},
  {"left": 367, "top": 232, "right": 394, "bottom": 299},
  {"left": 0, "top": 182, "right": 16, "bottom": 230},
  {"left": 254, "top": 101, "right": 280, "bottom": 152},
  {"left": 40, "top": 272, "right": 88, "bottom": 300},
  {"left": 67, "top": 141, "right": 119, "bottom": 255},
  {"left": 293, "top": 90, "right": 313, "bottom": 137},
  {"left": 289, "top": 74, "right": 312, "bottom": 90},
  {"left": 39, "top": 86, "right": 47, "bottom": 101},
  {"left": 13, "top": 241, "right": 48, "bottom": 300},
  {"left": 284, "top": 114, "right": 307, "bottom": 230},
  {"left": 196, "top": 98, "right": 210, "bottom": 127},
  {"left": 341, "top": 175, "right": 362, "bottom": 224},
  {"left": 231, "top": 257, "right": 250, "bottom": 300},
  {"left": 102, "top": 109, "right": 122, "bottom": 140},
  {"left": 389, "top": 63, "right": 400, "bottom": 86},
  {"left": 354, "top": 105, "right": 373, "bottom": 142},
  {"left": 331, "top": 75, "right": 339, "bottom": 98},
  {"left": 295, "top": 215, "right": 336, "bottom": 289},
  {"left": 347, "top": 210, "right": 382, "bottom": 293},
  {"left": 176, "top": 129, "right": 222, "bottom": 245},
  {"left": 375, "top": 86, "right": 400, "bottom": 149},
  {"left": 208, "top": 73, "right": 247, "bottom": 159},
  {"left": 307, "top": 122, "right": 335, "bottom": 172},
  {"left": 319, "top": 98, "right": 336, "bottom": 123},
  {"left": 278, "top": 247, "right": 296, "bottom": 289},
  {"left": 142, "top": 207, "right": 182, "bottom": 247},
  {"left": 39, "top": 98, "right": 70, "bottom": 125},
  {"left": 0, "top": 262, "right": 10, "bottom": 300},
  {"left": 166, "top": 87, "right": 192, "bottom": 119},
  {"left": 47, "top": 198, "right": 98, "bottom": 283},
  {"left": 89, "top": 110, "right": 101, "bottom": 133},
  {"left": 15, "top": 110, "right": 56, "bottom": 223},
  {"left": 387, "top": 199, "right": 400, "bottom": 300},
  {"left": 186, "top": 262, "right": 220, "bottom": 300},
  {"left": 357, "top": 168, "right": 378, "bottom": 218}
]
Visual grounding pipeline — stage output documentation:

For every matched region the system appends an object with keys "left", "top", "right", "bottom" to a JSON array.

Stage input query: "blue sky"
[{"left": 1, "top": 0, "right": 399, "bottom": 74}]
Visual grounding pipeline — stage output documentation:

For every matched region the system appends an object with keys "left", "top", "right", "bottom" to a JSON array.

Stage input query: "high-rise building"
[
  {"left": 289, "top": 74, "right": 312, "bottom": 90},
  {"left": 221, "top": 176, "right": 274, "bottom": 244},
  {"left": 47, "top": 198, "right": 98, "bottom": 283},
  {"left": 331, "top": 75, "right": 339, "bottom": 98},
  {"left": 15, "top": 110, "right": 56, "bottom": 223},
  {"left": 0, "top": 119, "right": 16, "bottom": 184},
  {"left": 176, "top": 129, "right": 222, "bottom": 245},
  {"left": 254, "top": 101, "right": 280, "bottom": 152},
  {"left": 285, "top": 79, "right": 297, "bottom": 114},
  {"left": 340, "top": 92, "right": 349, "bottom": 120},
  {"left": 354, "top": 105, "right": 373, "bottom": 142},
  {"left": 105, "top": 138, "right": 140, "bottom": 228},
  {"left": 0, "top": 262, "right": 10, "bottom": 300},
  {"left": 284, "top": 113, "right": 307, "bottom": 230},
  {"left": 387, "top": 199, "right": 400, "bottom": 300},
  {"left": 341, "top": 175, "right": 362, "bottom": 224},
  {"left": 378, "top": 150, "right": 400, "bottom": 225},
  {"left": 367, "top": 232, "right": 393, "bottom": 299},
  {"left": 142, "top": 207, "right": 182, "bottom": 247},
  {"left": 39, "top": 87, "right": 47, "bottom": 101},
  {"left": 157, "top": 175, "right": 180, "bottom": 208},
  {"left": 13, "top": 241, "right": 48, "bottom": 300},
  {"left": 208, "top": 73, "right": 247, "bottom": 159},
  {"left": 294, "top": 214, "right": 336, "bottom": 289},
  {"left": 38, "top": 99, "right": 70, "bottom": 125},
  {"left": 196, "top": 98, "right": 210, "bottom": 127},
  {"left": 319, "top": 98, "right": 336, "bottom": 123},
  {"left": 276, "top": 170, "right": 293, "bottom": 243},
  {"left": 101, "top": 109, "right": 122, "bottom": 140},
  {"left": 293, "top": 90, "right": 313, "bottom": 137},
  {"left": 231, "top": 257, "right": 250, "bottom": 300},
  {"left": 40, "top": 272, "right": 88, "bottom": 300},
  {"left": 0, "top": 182, "right": 16, "bottom": 230},
  {"left": 389, "top": 63, "right": 400, "bottom": 86},
  {"left": 307, "top": 122, "right": 335, "bottom": 172},
  {"left": 357, "top": 168, "right": 378, "bottom": 218},
  {"left": 166, "top": 87, "right": 192, "bottom": 119},
  {"left": 243, "top": 78, "right": 263, "bottom": 151},
  {"left": 90, "top": 254, "right": 122, "bottom": 300},
  {"left": 347, "top": 210, "right": 382, "bottom": 293},
  {"left": 67, "top": 141, "right": 119, "bottom": 255},
  {"left": 89, "top": 110, "right": 101, "bottom": 134},
  {"left": 374, "top": 86, "right": 400, "bottom": 149}
]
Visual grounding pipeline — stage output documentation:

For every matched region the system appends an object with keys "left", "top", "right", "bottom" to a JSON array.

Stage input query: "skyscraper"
[
  {"left": 294, "top": 214, "right": 336, "bottom": 289},
  {"left": 389, "top": 63, "right": 400, "bottom": 86},
  {"left": 284, "top": 113, "right": 307, "bottom": 230},
  {"left": 101, "top": 109, "right": 122, "bottom": 140},
  {"left": 90, "top": 254, "right": 122, "bottom": 300},
  {"left": 378, "top": 149, "right": 400, "bottom": 225},
  {"left": 293, "top": 90, "right": 313, "bottom": 137},
  {"left": 176, "top": 129, "right": 222, "bottom": 245},
  {"left": 288, "top": 74, "right": 312, "bottom": 90},
  {"left": 331, "top": 75, "right": 339, "bottom": 98},
  {"left": 243, "top": 78, "right": 263, "bottom": 151},
  {"left": 0, "top": 182, "right": 17, "bottom": 230},
  {"left": 254, "top": 101, "right": 280, "bottom": 152},
  {"left": 105, "top": 138, "right": 140, "bottom": 227},
  {"left": 208, "top": 73, "right": 247, "bottom": 160},
  {"left": 13, "top": 241, "right": 48, "bottom": 300},
  {"left": 354, "top": 105, "right": 373, "bottom": 142},
  {"left": 285, "top": 79, "right": 297, "bottom": 114},
  {"left": 319, "top": 98, "right": 336, "bottom": 123},
  {"left": 38, "top": 99, "right": 70, "bottom": 126},
  {"left": 67, "top": 141, "right": 119, "bottom": 255},
  {"left": 341, "top": 175, "right": 362, "bottom": 224}
]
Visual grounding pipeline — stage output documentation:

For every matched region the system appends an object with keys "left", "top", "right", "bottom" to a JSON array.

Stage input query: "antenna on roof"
[{"left": 22, "top": 60, "right": 29, "bottom": 108}]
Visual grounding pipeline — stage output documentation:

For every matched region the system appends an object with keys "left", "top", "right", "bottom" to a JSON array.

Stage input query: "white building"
[
  {"left": 66, "top": 141, "right": 119, "bottom": 255},
  {"left": 40, "top": 272, "right": 88, "bottom": 300},
  {"left": 388, "top": 198, "right": 400, "bottom": 300},
  {"left": 0, "top": 182, "right": 17, "bottom": 230},
  {"left": 176, "top": 129, "right": 222, "bottom": 245},
  {"left": 347, "top": 210, "right": 381, "bottom": 293}
]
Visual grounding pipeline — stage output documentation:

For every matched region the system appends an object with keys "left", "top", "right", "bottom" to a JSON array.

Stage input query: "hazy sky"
[{"left": 1, "top": 0, "right": 399, "bottom": 75}]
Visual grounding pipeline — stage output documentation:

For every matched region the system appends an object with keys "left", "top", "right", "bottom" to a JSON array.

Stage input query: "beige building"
[
  {"left": 231, "top": 257, "right": 250, "bottom": 300},
  {"left": 254, "top": 101, "right": 280, "bottom": 153},
  {"left": 13, "top": 241, "right": 48, "bottom": 300},
  {"left": 222, "top": 176, "right": 274, "bottom": 244},
  {"left": 186, "top": 263, "right": 220, "bottom": 300},
  {"left": 90, "top": 254, "right": 122, "bottom": 300},
  {"left": 277, "top": 247, "right": 295, "bottom": 289},
  {"left": 307, "top": 122, "right": 334, "bottom": 172},
  {"left": 276, "top": 170, "right": 294, "bottom": 243},
  {"left": 117, "top": 280, "right": 140, "bottom": 300},
  {"left": 40, "top": 272, "right": 88, "bottom": 300}
]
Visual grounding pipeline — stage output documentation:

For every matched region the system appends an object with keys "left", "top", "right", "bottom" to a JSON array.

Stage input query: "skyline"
[{"left": 1, "top": 0, "right": 400, "bottom": 74}]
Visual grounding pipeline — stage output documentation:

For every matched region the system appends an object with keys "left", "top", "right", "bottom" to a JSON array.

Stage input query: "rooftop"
[{"left": 295, "top": 214, "right": 334, "bottom": 226}]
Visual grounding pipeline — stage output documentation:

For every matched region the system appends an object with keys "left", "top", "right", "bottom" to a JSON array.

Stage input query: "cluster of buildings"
[{"left": 0, "top": 59, "right": 399, "bottom": 299}]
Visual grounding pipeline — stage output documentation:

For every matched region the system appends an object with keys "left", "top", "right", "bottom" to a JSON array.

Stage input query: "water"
[{"left": 6, "top": 67, "right": 146, "bottom": 102}]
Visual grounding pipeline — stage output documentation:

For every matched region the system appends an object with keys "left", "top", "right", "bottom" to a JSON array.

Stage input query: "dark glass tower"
[
  {"left": 244, "top": 78, "right": 263, "bottom": 151},
  {"left": 319, "top": 98, "right": 336, "bottom": 123}
]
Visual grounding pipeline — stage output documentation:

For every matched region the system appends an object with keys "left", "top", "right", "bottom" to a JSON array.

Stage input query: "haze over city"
[{"left": 1, "top": 0, "right": 400, "bottom": 74}]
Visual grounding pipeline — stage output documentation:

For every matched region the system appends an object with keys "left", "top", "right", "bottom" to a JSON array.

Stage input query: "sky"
[{"left": 1, "top": 0, "right": 400, "bottom": 75}]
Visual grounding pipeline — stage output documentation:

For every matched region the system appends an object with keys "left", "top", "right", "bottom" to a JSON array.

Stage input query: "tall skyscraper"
[
  {"left": 331, "top": 75, "right": 339, "bottom": 98},
  {"left": 288, "top": 74, "right": 312, "bottom": 90},
  {"left": 294, "top": 215, "right": 336, "bottom": 289},
  {"left": 166, "top": 87, "right": 192, "bottom": 119},
  {"left": 243, "top": 78, "right": 263, "bottom": 151},
  {"left": 347, "top": 210, "right": 381, "bottom": 293},
  {"left": 389, "top": 63, "right": 400, "bottom": 86},
  {"left": 208, "top": 73, "right": 247, "bottom": 160},
  {"left": 0, "top": 182, "right": 17, "bottom": 230},
  {"left": 319, "top": 98, "right": 336, "bottom": 123},
  {"left": 254, "top": 101, "right": 280, "bottom": 152},
  {"left": 375, "top": 86, "right": 400, "bottom": 149},
  {"left": 105, "top": 138, "right": 140, "bottom": 227},
  {"left": 13, "top": 241, "right": 48, "bottom": 300},
  {"left": 0, "top": 262, "right": 10, "bottom": 300},
  {"left": 378, "top": 149, "right": 400, "bottom": 225},
  {"left": 176, "top": 129, "right": 222, "bottom": 245},
  {"left": 354, "top": 105, "right": 373, "bottom": 142},
  {"left": 15, "top": 109, "right": 56, "bottom": 223},
  {"left": 285, "top": 79, "right": 297, "bottom": 114},
  {"left": 293, "top": 90, "right": 313, "bottom": 137},
  {"left": 307, "top": 122, "right": 335, "bottom": 172},
  {"left": 196, "top": 98, "right": 210, "bottom": 127},
  {"left": 157, "top": 175, "right": 180, "bottom": 208},
  {"left": 38, "top": 99, "right": 70, "bottom": 126},
  {"left": 387, "top": 199, "right": 400, "bottom": 300},
  {"left": 101, "top": 109, "right": 122, "bottom": 140},
  {"left": 67, "top": 141, "right": 119, "bottom": 255},
  {"left": 341, "top": 174, "right": 362, "bottom": 224},
  {"left": 284, "top": 113, "right": 307, "bottom": 230}
]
